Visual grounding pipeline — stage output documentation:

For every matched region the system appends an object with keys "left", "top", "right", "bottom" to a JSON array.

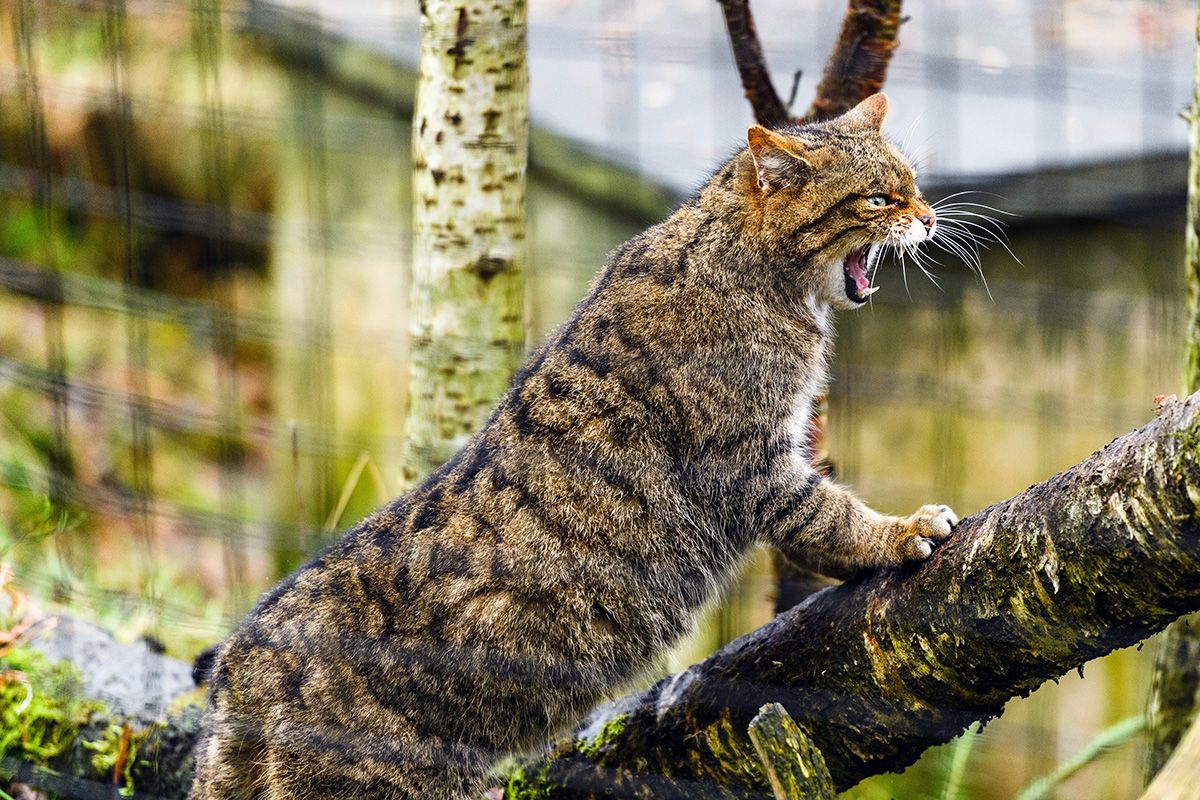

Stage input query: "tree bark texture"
[
  {"left": 407, "top": 0, "right": 528, "bottom": 481},
  {"left": 716, "top": 0, "right": 903, "bottom": 128},
  {"left": 14, "top": 398, "right": 1200, "bottom": 799},
  {"left": 1145, "top": 2, "right": 1200, "bottom": 781},
  {"left": 512, "top": 393, "right": 1200, "bottom": 798},
  {"left": 747, "top": 704, "right": 835, "bottom": 800}
]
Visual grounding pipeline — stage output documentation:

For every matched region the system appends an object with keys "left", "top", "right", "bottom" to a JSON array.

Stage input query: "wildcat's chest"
[{"left": 783, "top": 388, "right": 819, "bottom": 470}]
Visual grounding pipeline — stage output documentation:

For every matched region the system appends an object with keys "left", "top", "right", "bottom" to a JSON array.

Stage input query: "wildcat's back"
[{"left": 192, "top": 94, "right": 955, "bottom": 798}]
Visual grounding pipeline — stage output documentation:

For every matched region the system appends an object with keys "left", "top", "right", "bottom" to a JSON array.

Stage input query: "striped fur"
[{"left": 191, "top": 93, "right": 955, "bottom": 799}]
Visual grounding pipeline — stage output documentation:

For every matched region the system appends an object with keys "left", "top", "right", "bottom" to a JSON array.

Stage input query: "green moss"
[
  {"left": 0, "top": 645, "right": 171, "bottom": 797},
  {"left": 574, "top": 713, "right": 627, "bottom": 758},
  {"left": 502, "top": 716, "right": 630, "bottom": 798},
  {"left": 0, "top": 646, "right": 102, "bottom": 770},
  {"left": 504, "top": 763, "right": 557, "bottom": 799},
  {"left": 83, "top": 721, "right": 160, "bottom": 797},
  {"left": 1169, "top": 423, "right": 1200, "bottom": 513}
]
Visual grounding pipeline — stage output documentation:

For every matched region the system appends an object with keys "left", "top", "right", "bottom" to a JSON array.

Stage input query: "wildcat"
[{"left": 190, "top": 93, "right": 956, "bottom": 799}]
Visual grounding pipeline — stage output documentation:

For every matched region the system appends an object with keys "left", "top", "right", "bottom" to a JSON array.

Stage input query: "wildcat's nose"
[{"left": 919, "top": 212, "right": 935, "bottom": 229}]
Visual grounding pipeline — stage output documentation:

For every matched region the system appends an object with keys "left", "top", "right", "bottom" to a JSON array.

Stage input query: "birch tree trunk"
[
  {"left": 406, "top": 0, "right": 528, "bottom": 481},
  {"left": 1145, "top": 3, "right": 1200, "bottom": 780},
  {"left": 1141, "top": 710, "right": 1200, "bottom": 800}
]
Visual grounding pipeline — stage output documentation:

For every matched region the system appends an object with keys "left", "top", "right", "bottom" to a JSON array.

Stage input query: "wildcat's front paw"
[{"left": 897, "top": 504, "right": 957, "bottom": 561}]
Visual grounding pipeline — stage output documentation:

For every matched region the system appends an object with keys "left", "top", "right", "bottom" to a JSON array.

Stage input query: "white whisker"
[
  {"left": 932, "top": 200, "right": 1019, "bottom": 217},
  {"left": 940, "top": 218, "right": 1022, "bottom": 266},
  {"left": 935, "top": 209, "right": 1017, "bottom": 233}
]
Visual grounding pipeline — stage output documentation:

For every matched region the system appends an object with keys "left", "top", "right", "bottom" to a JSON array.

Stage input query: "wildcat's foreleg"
[{"left": 760, "top": 473, "right": 957, "bottom": 578}]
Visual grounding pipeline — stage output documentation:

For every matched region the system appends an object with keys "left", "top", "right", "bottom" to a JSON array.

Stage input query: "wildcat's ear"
[
  {"left": 747, "top": 125, "right": 811, "bottom": 192},
  {"left": 838, "top": 93, "right": 889, "bottom": 132}
]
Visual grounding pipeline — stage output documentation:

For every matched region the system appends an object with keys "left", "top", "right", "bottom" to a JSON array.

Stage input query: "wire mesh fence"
[{"left": 0, "top": 1, "right": 1193, "bottom": 797}]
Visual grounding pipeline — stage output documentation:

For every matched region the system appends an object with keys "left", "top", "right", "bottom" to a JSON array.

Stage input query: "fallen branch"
[
  {"left": 512, "top": 392, "right": 1200, "bottom": 797},
  {"left": 17, "top": 396, "right": 1200, "bottom": 799},
  {"left": 747, "top": 704, "right": 834, "bottom": 800}
]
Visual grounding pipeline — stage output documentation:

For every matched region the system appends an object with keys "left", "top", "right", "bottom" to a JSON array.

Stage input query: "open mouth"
[{"left": 843, "top": 244, "right": 882, "bottom": 304}]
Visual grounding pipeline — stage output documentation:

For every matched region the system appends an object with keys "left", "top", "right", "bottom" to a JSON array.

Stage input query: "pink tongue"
[{"left": 847, "top": 249, "right": 869, "bottom": 291}]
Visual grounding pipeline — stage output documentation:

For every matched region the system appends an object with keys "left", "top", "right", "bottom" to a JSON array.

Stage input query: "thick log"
[
  {"left": 13, "top": 393, "right": 1200, "bottom": 800},
  {"left": 2, "top": 617, "right": 202, "bottom": 800},
  {"left": 513, "top": 392, "right": 1200, "bottom": 797}
]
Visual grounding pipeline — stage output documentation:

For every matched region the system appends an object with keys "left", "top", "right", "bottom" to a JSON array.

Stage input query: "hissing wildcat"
[{"left": 191, "top": 93, "right": 956, "bottom": 799}]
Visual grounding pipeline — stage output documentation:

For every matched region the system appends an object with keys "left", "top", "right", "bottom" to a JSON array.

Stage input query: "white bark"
[
  {"left": 407, "top": 0, "right": 528, "bottom": 480},
  {"left": 1145, "top": 2, "right": 1200, "bottom": 781}
]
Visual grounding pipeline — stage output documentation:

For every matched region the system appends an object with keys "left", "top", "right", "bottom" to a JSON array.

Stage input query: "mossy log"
[
  {"left": 1, "top": 619, "right": 203, "bottom": 799},
  {"left": 511, "top": 392, "right": 1200, "bottom": 798},
  {"left": 4, "top": 708, "right": 202, "bottom": 800},
  {"left": 17, "top": 395, "right": 1200, "bottom": 798}
]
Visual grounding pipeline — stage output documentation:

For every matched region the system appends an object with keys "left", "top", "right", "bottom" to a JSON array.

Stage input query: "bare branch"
[
  {"left": 806, "top": 0, "right": 904, "bottom": 121},
  {"left": 748, "top": 704, "right": 835, "bottom": 800},
  {"left": 716, "top": 0, "right": 789, "bottom": 126}
]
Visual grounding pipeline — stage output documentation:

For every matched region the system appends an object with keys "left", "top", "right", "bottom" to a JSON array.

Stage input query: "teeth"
[
  {"left": 866, "top": 244, "right": 883, "bottom": 270},
  {"left": 861, "top": 286, "right": 880, "bottom": 297}
]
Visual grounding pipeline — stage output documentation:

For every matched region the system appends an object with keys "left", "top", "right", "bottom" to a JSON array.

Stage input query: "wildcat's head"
[{"left": 745, "top": 93, "right": 934, "bottom": 310}]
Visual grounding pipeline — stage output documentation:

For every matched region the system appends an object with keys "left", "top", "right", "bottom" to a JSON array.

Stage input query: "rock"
[{"left": 25, "top": 616, "right": 195, "bottom": 722}]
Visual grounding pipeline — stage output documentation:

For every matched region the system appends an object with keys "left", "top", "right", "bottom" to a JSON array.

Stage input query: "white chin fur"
[
  {"left": 825, "top": 260, "right": 861, "bottom": 310},
  {"left": 902, "top": 218, "right": 927, "bottom": 246}
]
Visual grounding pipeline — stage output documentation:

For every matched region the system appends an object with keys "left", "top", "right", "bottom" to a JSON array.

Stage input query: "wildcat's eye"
[{"left": 865, "top": 195, "right": 890, "bottom": 208}]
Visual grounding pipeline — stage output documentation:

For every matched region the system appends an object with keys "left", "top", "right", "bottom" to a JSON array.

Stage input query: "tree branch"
[
  {"left": 20, "top": 380, "right": 1200, "bottom": 800},
  {"left": 747, "top": 704, "right": 835, "bottom": 800},
  {"left": 512, "top": 392, "right": 1200, "bottom": 798},
  {"left": 806, "top": 0, "right": 904, "bottom": 121},
  {"left": 716, "top": 0, "right": 903, "bottom": 128},
  {"left": 716, "top": 0, "right": 789, "bottom": 126}
]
